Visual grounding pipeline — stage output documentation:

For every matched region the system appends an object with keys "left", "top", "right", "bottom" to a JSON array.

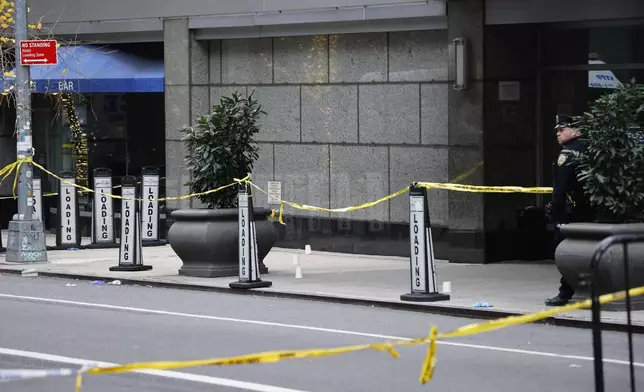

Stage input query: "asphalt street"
[{"left": 0, "top": 274, "right": 642, "bottom": 392}]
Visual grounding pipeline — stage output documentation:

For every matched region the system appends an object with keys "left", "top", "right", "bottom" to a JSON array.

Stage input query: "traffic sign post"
[
  {"left": 110, "top": 176, "right": 152, "bottom": 272},
  {"left": 6, "top": 0, "right": 48, "bottom": 263},
  {"left": 19, "top": 40, "right": 58, "bottom": 65},
  {"left": 400, "top": 185, "right": 450, "bottom": 302},
  {"left": 229, "top": 184, "right": 272, "bottom": 290}
]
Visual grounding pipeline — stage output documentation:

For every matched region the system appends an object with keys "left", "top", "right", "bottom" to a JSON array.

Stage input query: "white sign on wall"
[
  {"left": 267, "top": 181, "right": 282, "bottom": 204},
  {"left": 498, "top": 81, "right": 521, "bottom": 101}
]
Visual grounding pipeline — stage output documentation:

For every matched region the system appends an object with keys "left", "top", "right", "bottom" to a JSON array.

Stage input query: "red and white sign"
[{"left": 19, "top": 40, "right": 58, "bottom": 65}]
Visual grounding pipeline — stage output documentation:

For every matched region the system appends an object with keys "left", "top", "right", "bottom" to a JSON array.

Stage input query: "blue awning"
[{"left": 4, "top": 45, "right": 164, "bottom": 93}]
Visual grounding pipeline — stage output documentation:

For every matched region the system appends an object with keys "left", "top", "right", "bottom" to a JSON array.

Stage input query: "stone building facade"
[
  {"left": 1, "top": 0, "right": 642, "bottom": 263},
  {"left": 162, "top": 2, "right": 485, "bottom": 262}
]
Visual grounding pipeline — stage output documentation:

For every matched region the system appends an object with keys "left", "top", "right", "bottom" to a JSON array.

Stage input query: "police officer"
[{"left": 545, "top": 114, "right": 594, "bottom": 306}]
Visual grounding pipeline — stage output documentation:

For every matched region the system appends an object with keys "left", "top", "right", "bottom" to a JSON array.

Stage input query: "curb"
[{"left": 1, "top": 268, "right": 642, "bottom": 334}]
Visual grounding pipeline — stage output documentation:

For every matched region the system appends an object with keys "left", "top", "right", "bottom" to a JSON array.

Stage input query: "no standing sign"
[{"left": 19, "top": 39, "right": 57, "bottom": 65}]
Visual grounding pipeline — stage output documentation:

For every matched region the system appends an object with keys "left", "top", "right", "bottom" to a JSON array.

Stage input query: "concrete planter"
[
  {"left": 555, "top": 223, "right": 644, "bottom": 311},
  {"left": 168, "top": 208, "right": 276, "bottom": 278}
]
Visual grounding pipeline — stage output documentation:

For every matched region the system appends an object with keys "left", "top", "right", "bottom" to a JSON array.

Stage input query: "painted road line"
[
  {"left": 1, "top": 293, "right": 642, "bottom": 368},
  {"left": 0, "top": 347, "right": 308, "bottom": 392}
]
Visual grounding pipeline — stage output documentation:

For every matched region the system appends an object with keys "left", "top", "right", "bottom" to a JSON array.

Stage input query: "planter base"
[
  {"left": 84, "top": 243, "right": 119, "bottom": 249},
  {"left": 400, "top": 292, "right": 450, "bottom": 302},
  {"left": 142, "top": 240, "right": 167, "bottom": 247},
  {"left": 229, "top": 280, "right": 272, "bottom": 289},
  {"left": 109, "top": 265, "right": 153, "bottom": 272},
  {"left": 178, "top": 263, "right": 268, "bottom": 278},
  {"left": 169, "top": 208, "right": 276, "bottom": 279},
  {"left": 556, "top": 223, "right": 644, "bottom": 311}
]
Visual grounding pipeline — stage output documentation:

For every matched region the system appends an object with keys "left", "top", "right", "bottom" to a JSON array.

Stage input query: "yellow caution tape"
[
  {"left": 419, "top": 326, "right": 438, "bottom": 384},
  {"left": 248, "top": 181, "right": 409, "bottom": 225},
  {"left": 30, "top": 161, "right": 248, "bottom": 203},
  {"left": 0, "top": 157, "right": 30, "bottom": 199},
  {"left": 416, "top": 181, "right": 553, "bottom": 194},
  {"left": 0, "top": 159, "right": 551, "bottom": 216},
  {"left": 64, "top": 285, "right": 644, "bottom": 391}
]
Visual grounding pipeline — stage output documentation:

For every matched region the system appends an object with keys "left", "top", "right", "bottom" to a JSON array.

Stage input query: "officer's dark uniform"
[{"left": 545, "top": 115, "right": 594, "bottom": 306}]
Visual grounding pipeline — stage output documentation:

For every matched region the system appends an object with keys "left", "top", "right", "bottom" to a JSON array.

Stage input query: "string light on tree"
[{"left": 61, "top": 93, "right": 88, "bottom": 190}]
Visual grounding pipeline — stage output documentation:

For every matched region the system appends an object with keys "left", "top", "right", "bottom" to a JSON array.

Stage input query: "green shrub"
[
  {"left": 575, "top": 80, "right": 644, "bottom": 223},
  {"left": 181, "top": 91, "right": 265, "bottom": 208}
]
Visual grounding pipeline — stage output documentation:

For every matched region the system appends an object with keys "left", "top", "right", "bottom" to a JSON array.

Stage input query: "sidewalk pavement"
[{"left": 1, "top": 231, "right": 642, "bottom": 330}]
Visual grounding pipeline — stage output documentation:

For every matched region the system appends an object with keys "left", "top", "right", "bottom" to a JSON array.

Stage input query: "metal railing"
[{"left": 587, "top": 233, "right": 643, "bottom": 392}]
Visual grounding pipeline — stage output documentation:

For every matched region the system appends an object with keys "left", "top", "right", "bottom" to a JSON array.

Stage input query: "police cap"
[{"left": 554, "top": 114, "right": 584, "bottom": 130}]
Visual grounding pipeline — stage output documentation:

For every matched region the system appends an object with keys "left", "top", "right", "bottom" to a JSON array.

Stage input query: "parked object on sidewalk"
[
  {"left": 229, "top": 185, "right": 272, "bottom": 289},
  {"left": 140, "top": 166, "right": 166, "bottom": 247},
  {"left": 515, "top": 206, "right": 547, "bottom": 261},
  {"left": 49, "top": 171, "right": 83, "bottom": 251},
  {"left": 110, "top": 176, "right": 153, "bottom": 272},
  {"left": 170, "top": 92, "right": 275, "bottom": 278},
  {"left": 555, "top": 82, "right": 644, "bottom": 310},
  {"left": 0, "top": 226, "right": 4, "bottom": 254},
  {"left": 21, "top": 268, "right": 38, "bottom": 277},
  {"left": 294, "top": 253, "right": 303, "bottom": 279},
  {"left": 473, "top": 301, "right": 493, "bottom": 308},
  {"left": 400, "top": 185, "right": 450, "bottom": 303},
  {"left": 85, "top": 168, "right": 118, "bottom": 250}
]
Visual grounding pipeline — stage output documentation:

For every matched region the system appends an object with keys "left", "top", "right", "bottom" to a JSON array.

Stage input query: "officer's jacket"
[{"left": 552, "top": 137, "right": 593, "bottom": 223}]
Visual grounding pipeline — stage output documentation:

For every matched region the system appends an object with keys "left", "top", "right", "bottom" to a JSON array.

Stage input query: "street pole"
[
  {"left": 15, "top": 0, "right": 32, "bottom": 221},
  {"left": 5, "top": 0, "right": 48, "bottom": 262}
]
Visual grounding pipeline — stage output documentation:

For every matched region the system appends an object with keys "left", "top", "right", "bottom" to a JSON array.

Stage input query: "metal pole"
[
  {"left": 622, "top": 243, "right": 636, "bottom": 392},
  {"left": 5, "top": 0, "right": 47, "bottom": 263},
  {"left": 15, "top": 0, "right": 32, "bottom": 221},
  {"left": 590, "top": 272, "right": 605, "bottom": 392}
]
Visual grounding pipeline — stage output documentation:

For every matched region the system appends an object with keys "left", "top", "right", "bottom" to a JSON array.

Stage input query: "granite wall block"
[
  {"left": 389, "top": 146, "right": 448, "bottom": 225},
  {"left": 222, "top": 38, "right": 273, "bottom": 84},
  {"left": 328, "top": 32, "right": 387, "bottom": 83},
  {"left": 302, "top": 86, "right": 357, "bottom": 144},
  {"left": 359, "top": 84, "right": 420, "bottom": 144},
  {"left": 252, "top": 86, "right": 301, "bottom": 142},
  {"left": 165, "top": 140, "right": 190, "bottom": 210},
  {"left": 421, "top": 83, "right": 449, "bottom": 145},
  {"left": 165, "top": 85, "right": 190, "bottom": 141},
  {"left": 449, "top": 81, "right": 484, "bottom": 147},
  {"left": 210, "top": 86, "right": 246, "bottom": 108},
  {"left": 190, "top": 86, "right": 210, "bottom": 125},
  {"left": 389, "top": 30, "right": 448, "bottom": 82},
  {"left": 330, "top": 145, "right": 389, "bottom": 221},
  {"left": 209, "top": 39, "right": 221, "bottom": 84},
  {"left": 163, "top": 18, "right": 190, "bottom": 86},
  {"left": 274, "top": 35, "right": 329, "bottom": 84},
  {"left": 190, "top": 34, "right": 209, "bottom": 85},
  {"left": 448, "top": 147, "right": 484, "bottom": 230},
  {"left": 251, "top": 143, "right": 275, "bottom": 211},
  {"left": 274, "top": 144, "right": 330, "bottom": 218}
]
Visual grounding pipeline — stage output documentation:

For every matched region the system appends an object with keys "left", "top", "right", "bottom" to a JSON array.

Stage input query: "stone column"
[
  {"left": 447, "top": 0, "right": 485, "bottom": 263},
  {"left": 163, "top": 18, "right": 211, "bottom": 226},
  {"left": 164, "top": 17, "right": 190, "bottom": 221}
]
